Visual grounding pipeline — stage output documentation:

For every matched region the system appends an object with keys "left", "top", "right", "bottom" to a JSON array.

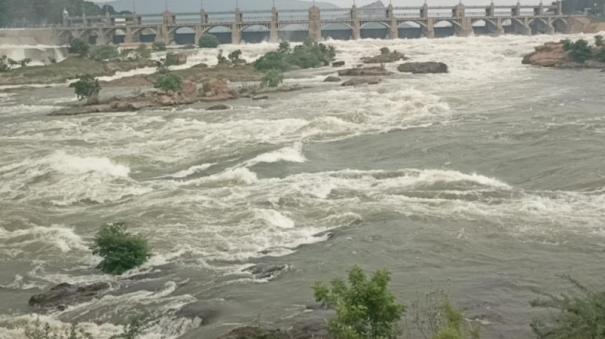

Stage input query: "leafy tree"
[
  {"left": 199, "top": 34, "right": 220, "bottom": 48},
  {"left": 565, "top": 39, "right": 593, "bottom": 63},
  {"left": 595, "top": 35, "right": 604, "bottom": 47},
  {"left": 314, "top": 266, "right": 405, "bottom": 339},
  {"left": 92, "top": 222, "right": 151, "bottom": 275},
  {"left": 261, "top": 69, "right": 283, "bottom": 88},
  {"left": 90, "top": 45, "right": 119, "bottom": 61},
  {"left": 530, "top": 276, "right": 605, "bottom": 339},
  {"left": 68, "top": 38, "right": 90, "bottom": 57},
  {"left": 228, "top": 49, "right": 243, "bottom": 64},
  {"left": 69, "top": 74, "right": 101, "bottom": 105},
  {"left": 254, "top": 40, "right": 336, "bottom": 72},
  {"left": 154, "top": 73, "right": 183, "bottom": 92}
]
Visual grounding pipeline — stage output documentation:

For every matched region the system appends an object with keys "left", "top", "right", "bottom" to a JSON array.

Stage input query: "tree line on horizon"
[{"left": 0, "top": 0, "right": 131, "bottom": 27}]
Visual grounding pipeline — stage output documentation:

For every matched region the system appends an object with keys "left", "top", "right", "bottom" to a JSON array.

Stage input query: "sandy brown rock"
[
  {"left": 338, "top": 66, "right": 391, "bottom": 76},
  {"left": 522, "top": 42, "right": 570, "bottom": 67},
  {"left": 341, "top": 77, "right": 382, "bottom": 86},
  {"left": 398, "top": 62, "right": 448, "bottom": 74}
]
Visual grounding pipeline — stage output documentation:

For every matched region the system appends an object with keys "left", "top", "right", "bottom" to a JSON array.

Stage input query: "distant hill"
[{"left": 107, "top": 0, "right": 339, "bottom": 14}]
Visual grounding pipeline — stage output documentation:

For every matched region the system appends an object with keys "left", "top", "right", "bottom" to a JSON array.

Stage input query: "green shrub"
[
  {"left": 154, "top": 73, "right": 183, "bottom": 92},
  {"left": 565, "top": 39, "right": 593, "bottom": 63},
  {"left": 199, "top": 34, "right": 220, "bottom": 48},
  {"left": 69, "top": 74, "right": 101, "bottom": 105},
  {"left": 164, "top": 52, "right": 181, "bottom": 66},
  {"left": 0, "top": 55, "right": 9, "bottom": 72},
  {"left": 530, "top": 276, "right": 605, "bottom": 339},
  {"left": 595, "top": 35, "right": 604, "bottom": 47},
  {"left": 90, "top": 45, "right": 119, "bottom": 61},
  {"left": 313, "top": 266, "right": 405, "bottom": 339},
  {"left": 254, "top": 40, "right": 336, "bottom": 72},
  {"left": 69, "top": 38, "right": 90, "bottom": 57},
  {"left": 261, "top": 69, "right": 283, "bottom": 88},
  {"left": 24, "top": 319, "right": 91, "bottom": 339},
  {"left": 92, "top": 223, "right": 151, "bottom": 275},
  {"left": 228, "top": 49, "right": 243, "bottom": 64},
  {"left": 152, "top": 41, "right": 167, "bottom": 51}
]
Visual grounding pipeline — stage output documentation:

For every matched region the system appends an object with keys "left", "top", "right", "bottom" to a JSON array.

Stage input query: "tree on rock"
[
  {"left": 261, "top": 69, "right": 283, "bottom": 88},
  {"left": 68, "top": 39, "right": 90, "bottom": 57},
  {"left": 154, "top": 73, "right": 183, "bottom": 92},
  {"left": 69, "top": 75, "right": 101, "bottom": 105}
]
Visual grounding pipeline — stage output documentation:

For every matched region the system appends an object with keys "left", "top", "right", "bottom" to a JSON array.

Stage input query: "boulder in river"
[
  {"left": 341, "top": 77, "right": 382, "bottom": 86},
  {"left": 397, "top": 62, "right": 448, "bottom": 74},
  {"left": 206, "top": 104, "right": 232, "bottom": 111},
  {"left": 29, "top": 282, "right": 110, "bottom": 310},
  {"left": 217, "top": 326, "right": 289, "bottom": 339},
  {"left": 338, "top": 66, "right": 391, "bottom": 76},
  {"left": 245, "top": 263, "right": 287, "bottom": 280},
  {"left": 323, "top": 76, "right": 342, "bottom": 82},
  {"left": 332, "top": 61, "right": 346, "bottom": 67}
]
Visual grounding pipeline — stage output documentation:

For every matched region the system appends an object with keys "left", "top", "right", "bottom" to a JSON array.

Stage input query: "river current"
[{"left": 0, "top": 34, "right": 604, "bottom": 339}]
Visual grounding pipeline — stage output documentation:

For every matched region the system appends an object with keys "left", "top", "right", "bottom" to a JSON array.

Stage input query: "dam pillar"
[
  {"left": 271, "top": 7, "right": 279, "bottom": 42},
  {"left": 453, "top": 4, "right": 473, "bottom": 36},
  {"left": 232, "top": 8, "right": 242, "bottom": 44},
  {"left": 194, "top": 26, "right": 204, "bottom": 45},
  {"left": 309, "top": 6, "right": 322, "bottom": 42},
  {"left": 554, "top": 0, "right": 562, "bottom": 15},
  {"left": 387, "top": 4, "right": 398, "bottom": 39},
  {"left": 161, "top": 11, "right": 176, "bottom": 44},
  {"left": 351, "top": 5, "right": 361, "bottom": 40},
  {"left": 486, "top": 2, "right": 495, "bottom": 17},
  {"left": 490, "top": 17, "right": 505, "bottom": 35},
  {"left": 423, "top": 18, "right": 435, "bottom": 38},
  {"left": 545, "top": 17, "right": 555, "bottom": 34},
  {"left": 534, "top": 3, "right": 544, "bottom": 16},
  {"left": 125, "top": 26, "right": 137, "bottom": 43},
  {"left": 511, "top": 2, "right": 521, "bottom": 17}
]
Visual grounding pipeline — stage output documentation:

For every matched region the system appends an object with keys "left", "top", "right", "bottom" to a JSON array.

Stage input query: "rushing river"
[{"left": 1, "top": 34, "right": 604, "bottom": 339}]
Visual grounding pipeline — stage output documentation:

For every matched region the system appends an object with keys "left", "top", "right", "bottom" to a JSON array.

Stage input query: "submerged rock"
[
  {"left": 29, "top": 282, "right": 110, "bottom": 310},
  {"left": 341, "top": 77, "right": 382, "bottom": 86},
  {"left": 332, "top": 61, "right": 346, "bottom": 67},
  {"left": 323, "top": 76, "right": 342, "bottom": 82},
  {"left": 361, "top": 47, "right": 407, "bottom": 64},
  {"left": 245, "top": 263, "right": 287, "bottom": 280},
  {"left": 252, "top": 95, "right": 269, "bottom": 100},
  {"left": 338, "top": 66, "right": 391, "bottom": 76},
  {"left": 176, "top": 302, "right": 221, "bottom": 324},
  {"left": 397, "top": 62, "right": 448, "bottom": 74},
  {"left": 206, "top": 104, "right": 232, "bottom": 111}
]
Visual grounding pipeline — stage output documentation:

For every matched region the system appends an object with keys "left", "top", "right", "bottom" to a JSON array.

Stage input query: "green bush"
[
  {"left": 228, "top": 49, "right": 243, "bottom": 64},
  {"left": 530, "top": 276, "right": 605, "bottom": 339},
  {"left": 152, "top": 41, "right": 167, "bottom": 51},
  {"left": 261, "top": 69, "right": 284, "bottom": 88},
  {"left": 313, "top": 266, "right": 405, "bottom": 339},
  {"left": 254, "top": 40, "right": 336, "bottom": 72},
  {"left": 595, "top": 35, "right": 604, "bottom": 47},
  {"left": 199, "top": 34, "right": 220, "bottom": 48},
  {"left": 69, "top": 38, "right": 90, "bottom": 57},
  {"left": 154, "top": 73, "right": 183, "bottom": 92},
  {"left": 90, "top": 45, "right": 119, "bottom": 61},
  {"left": 0, "top": 55, "right": 9, "bottom": 72},
  {"left": 164, "top": 52, "right": 181, "bottom": 66},
  {"left": 69, "top": 74, "right": 101, "bottom": 105},
  {"left": 565, "top": 39, "right": 593, "bottom": 63},
  {"left": 92, "top": 223, "right": 151, "bottom": 275}
]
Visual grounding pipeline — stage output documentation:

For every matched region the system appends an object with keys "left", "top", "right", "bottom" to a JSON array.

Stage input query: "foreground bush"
[
  {"left": 92, "top": 223, "right": 151, "bottom": 275},
  {"left": 530, "top": 276, "right": 605, "bottom": 339},
  {"left": 261, "top": 69, "right": 283, "bottom": 87},
  {"left": 154, "top": 73, "right": 183, "bottom": 92},
  {"left": 314, "top": 266, "right": 405, "bottom": 338},
  {"left": 90, "top": 45, "right": 119, "bottom": 61},
  {"left": 69, "top": 74, "right": 101, "bottom": 105},
  {"left": 254, "top": 39, "right": 336, "bottom": 72},
  {"left": 199, "top": 34, "right": 220, "bottom": 48}
]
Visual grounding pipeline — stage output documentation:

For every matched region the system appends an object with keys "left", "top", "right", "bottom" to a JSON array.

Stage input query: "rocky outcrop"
[
  {"left": 201, "top": 78, "right": 239, "bottom": 101},
  {"left": 397, "top": 62, "right": 448, "bottom": 74},
  {"left": 341, "top": 77, "right": 382, "bottom": 86},
  {"left": 522, "top": 42, "right": 570, "bottom": 67},
  {"left": 206, "top": 104, "right": 232, "bottom": 111},
  {"left": 332, "top": 61, "right": 346, "bottom": 67},
  {"left": 215, "top": 311, "right": 331, "bottom": 339},
  {"left": 361, "top": 48, "right": 407, "bottom": 64},
  {"left": 245, "top": 263, "right": 287, "bottom": 280},
  {"left": 338, "top": 66, "right": 391, "bottom": 76},
  {"left": 29, "top": 282, "right": 110, "bottom": 311},
  {"left": 323, "top": 76, "right": 342, "bottom": 82}
]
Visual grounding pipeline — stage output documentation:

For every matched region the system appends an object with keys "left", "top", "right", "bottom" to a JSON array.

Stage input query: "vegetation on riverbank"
[{"left": 562, "top": 35, "right": 605, "bottom": 63}]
